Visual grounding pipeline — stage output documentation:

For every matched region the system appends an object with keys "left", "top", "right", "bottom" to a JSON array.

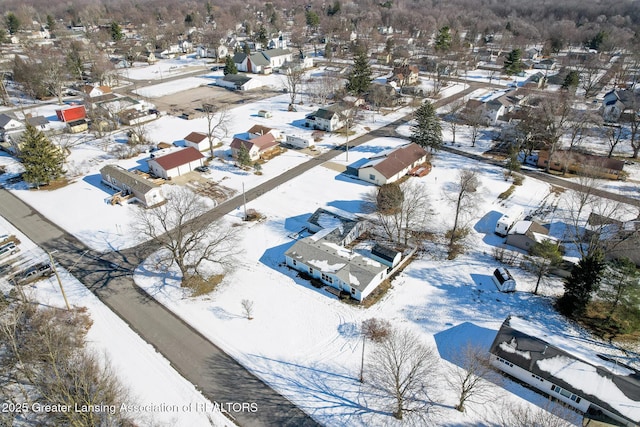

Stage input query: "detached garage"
[{"left": 148, "top": 147, "right": 204, "bottom": 179}]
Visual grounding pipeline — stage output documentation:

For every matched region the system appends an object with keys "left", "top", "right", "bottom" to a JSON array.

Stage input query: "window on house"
[
  {"left": 292, "top": 259, "right": 297, "bottom": 266},
  {"left": 350, "top": 287, "right": 356, "bottom": 294},
  {"left": 321, "top": 273, "right": 333, "bottom": 283},
  {"left": 369, "top": 174, "right": 375, "bottom": 180},
  {"left": 309, "top": 267, "right": 314, "bottom": 275}
]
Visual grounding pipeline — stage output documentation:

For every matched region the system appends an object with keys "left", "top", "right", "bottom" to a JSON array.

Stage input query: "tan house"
[
  {"left": 100, "top": 165, "right": 165, "bottom": 208},
  {"left": 355, "top": 143, "right": 428, "bottom": 185},
  {"left": 505, "top": 220, "right": 559, "bottom": 252},
  {"left": 537, "top": 150, "right": 625, "bottom": 180},
  {"left": 230, "top": 133, "right": 280, "bottom": 161},
  {"left": 147, "top": 147, "right": 205, "bottom": 179}
]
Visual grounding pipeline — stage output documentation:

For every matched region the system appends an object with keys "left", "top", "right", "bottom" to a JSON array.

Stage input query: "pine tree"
[
  {"left": 556, "top": 251, "right": 604, "bottom": 318},
  {"left": 435, "top": 26, "right": 452, "bottom": 52},
  {"left": 562, "top": 70, "right": 580, "bottom": 91},
  {"left": 598, "top": 258, "right": 640, "bottom": 322},
  {"left": 236, "top": 145, "right": 252, "bottom": 167},
  {"left": 223, "top": 55, "right": 237, "bottom": 75},
  {"left": 410, "top": 101, "right": 442, "bottom": 151},
  {"left": 346, "top": 49, "right": 372, "bottom": 95},
  {"left": 503, "top": 49, "right": 524, "bottom": 76},
  {"left": 6, "top": 13, "right": 20, "bottom": 35},
  {"left": 110, "top": 22, "right": 123, "bottom": 42},
  {"left": 19, "top": 124, "right": 66, "bottom": 188}
]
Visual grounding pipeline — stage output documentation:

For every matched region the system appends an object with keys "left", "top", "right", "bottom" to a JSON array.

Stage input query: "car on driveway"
[{"left": 195, "top": 165, "right": 210, "bottom": 173}]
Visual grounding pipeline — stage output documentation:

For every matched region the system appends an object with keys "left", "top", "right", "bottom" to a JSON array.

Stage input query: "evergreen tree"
[
  {"left": 243, "top": 43, "right": 251, "bottom": 55},
  {"left": 19, "top": 124, "right": 65, "bottom": 188},
  {"left": 556, "top": 251, "right": 604, "bottom": 318},
  {"left": 6, "top": 13, "right": 20, "bottom": 35},
  {"left": 598, "top": 258, "right": 640, "bottom": 322},
  {"left": 110, "top": 21, "right": 123, "bottom": 41},
  {"left": 562, "top": 70, "right": 580, "bottom": 91},
  {"left": 46, "top": 15, "right": 56, "bottom": 32},
  {"left": 306, "top": 11, "right": 320, "bottom": 29},
  {"left": 256, "top": 25, "right": 268, "bottom": 47},
  {"left": 435, "top": 26, "right": 452, "bottom": 52},
  {"left": 346, "top": 49, "right": 372, "bottom": 95},
  {"left": 223, "top": 55, "right": 237, "bottom": 75},
  {"left": 236, "top": 145, "right": 252, "bottom": 167},
  {"left": 324, "top": 42, "right": 333, "bottom": 59},
  {"left": 503, "top": 49, "right": 524, "bottom": 76},
  {"left": 410, "top": 101, "right": 442, "bottom": 151}
]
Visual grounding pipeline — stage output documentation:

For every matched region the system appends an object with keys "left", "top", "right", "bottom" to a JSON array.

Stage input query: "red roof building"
[{"left": 147, "top": 147, "right": 204, "bottom": 179}]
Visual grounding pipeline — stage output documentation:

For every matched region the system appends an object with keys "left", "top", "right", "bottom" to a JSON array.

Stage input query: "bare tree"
[
  {"left": 370, "top": 180, "right": 432, "bottom": 246},
  {"left": 447, "top": 169, "right": 480, "bottom": 256},
  {"left": 283, "top": 66, "right": 305, "bottom": 106},
  {"left": 528, "top": 94, "right": 575, "bottom": 172},
  {"left": 40, "top": 47, "right": 71, "bottom": 105},
  {"left": 462, "top": 107, "right": 485, "bottom": 147},
  {"left": 600, "top": 122, "right": 625, "bottom": 158},
  {"left": 0, "top": 302, "right": 134, "bottom": 426},
  {"left": 366, "top": 326, "right": 439, "bottom": 421},
  {"left": 526, "top": 240, "right": 563, "bottom": 295},
  {"left": 202, "top": 102, "right": 230, "bottom": 158},
  {"left": 241, "top": 299, "right": 254, "bottom": 320},
  {"left": 359, "top": 318, "right": 391, "bottom": 382},
  {"left": 446, "top": 343, "right": 501, "bottom": 412},
  {"left": 576, "top": 56, "right": 604, "bottom": 98},
  {"left": 445, "top": 100, "right": 464, "bottom": 145},
  {"left": 132, "top": 187, "right": 240, "bottom": 284}
]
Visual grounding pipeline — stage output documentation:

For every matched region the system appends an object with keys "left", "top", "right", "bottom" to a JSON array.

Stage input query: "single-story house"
[
  {"left": 100, "top": 164, "right": 165, "bottom": 208},
  {"left": 25, "top": 116, "right": 50, "bottom": 131},
  {"left": 184, "top": 131, "right": 215, "bottom": 152},
  {"left": 284, "top": 234, "right": 388, "bottom": 302},
  {"left": 306, "top": 207, "right": 367, "bottom": 246},
  {"left": 0, "top": 113, "right": 23, "bottom": 133},
  {"left": 305, "top": 105, "right": 348, "bottom": 132},
  {"left": 216, "top": 74, "right": 264, "bottom": 91},
  {"left": 490, "top": 316, "right": 640, "bottom": 427},
  {"left": 355, "top": 143, "right": 429, "bottom": 185},
  {"left": 537, "top": 150, "right": 624, "bottom": 180},
  {"left": 147, "top": 147, "right": 205, "bottom": 179},
  {"left": 505, "top": 220, "right": 558, "bottom": 252},
  {"left": 285, "top": 134, "right": 314, "bottom": 149},
  {"left": 230, "top": 133, "right": 279, "bottom": 161},
  {"left": 587, "top": 212, "right": 640, "bottom": 266},
  {"left": 56, "top": 105, "right": 86, "bottom": 122}
]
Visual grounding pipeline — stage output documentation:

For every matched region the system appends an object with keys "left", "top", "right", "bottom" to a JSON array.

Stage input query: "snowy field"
[{"left": 0, "top": 217, "right": 229, "bottom": 427}]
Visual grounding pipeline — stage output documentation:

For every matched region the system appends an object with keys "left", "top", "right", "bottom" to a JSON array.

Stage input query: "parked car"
[
  {"left": 0, "top": 242, "right": 19, "bottom": 259},
  {"left": 195, "top": 165, "right": 210, "bottom": 173}
]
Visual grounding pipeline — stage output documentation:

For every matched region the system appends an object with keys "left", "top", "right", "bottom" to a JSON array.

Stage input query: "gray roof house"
[
  {"left": 216, "top": 74, "right": 264, "bottom": 91},
  {"left": 505, "top": 220, "right": 559, "bottom": 253},
  {"left": 490, "top": 316, "right": 640, "bottom": 427},
  {"left": 285, "top": 234, "right": 387, "bottom": 302},
  {"left": 306, "top": 207, "right": 367, "bottom": 246},
  {"left": 233, "top": 49, "right": 293, "bottom": 74},
  {"left": 305, "top": 105, "right": 348, "bottom": 132},
  {"left": 100, "top": 165, "right": 165, "bottom": 208}
]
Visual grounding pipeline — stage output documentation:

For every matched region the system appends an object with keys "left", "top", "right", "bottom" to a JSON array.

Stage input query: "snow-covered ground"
[
  {"left": 1, "top": 57, "right": 638, "bottom": 426},
  {"left": 0, "top": 217, "right": 229, "bottom": 427}
]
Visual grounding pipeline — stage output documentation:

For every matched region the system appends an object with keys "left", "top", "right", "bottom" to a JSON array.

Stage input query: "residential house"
[
  {"left": 463, "top": 90, "right": 522, "bottom": 125},
  {"left": 537, "top": 150, "right": 624, "bottom": 180},
  {"left": 230, "top": 133, "right": 279, "bottom": 161},
  {"left": 184, "top": 131, "right": 215, "bottom": 152},
  {"left": 83, "top": 85, "right": 113, "bottom": 99},
  {"left": 247, "top": 125, "right": 281, "bottom": 141},
  {"left": 25, "top": 116, "right": 50, "bottom": 131},
  {"left": 586, "top": 212, "right": 640, "bottom": 266},
  {"left": 285, "top": 209, "right": 389, "bottom": 302},
  {"left": 55, "top": 105, "right": 87, "bottom": 122},
  {"left": 505, "top": 220, "right": 559, "bottom": 252},
  {"left": 306, "top": 208, "right": 367, "bottom": 246},
  {"left": 354, "top": 143, "right": 429, "bottom": 185},
  {"left": 216, "top": 74, "right": 264, "bottom": 91},
  {"left": 305, "top": 105, "right": 348, "bottom": 132},
  {"left": 602, "top": 89, "right": 640, "bottom": 122},
  {"left": 490, "top": 315, "right": 640, "bottom": 427},
  {"left": 147, "top": 147, "right": 205, "bottom": 179},
  {"left": 67, "top": 119, "right": 88, "bottom": 133},
  {"left": 386, "top": 65, "right": 420, "bottom": 87},
  {"left": 0, "top": 113, "right": 24, "bottom": 142},
  {"left": 100, "top": 164, "right": 165, "bottom": 208},
  {"left": 233, "top": 49, "right": 293, "bottom": 74}
]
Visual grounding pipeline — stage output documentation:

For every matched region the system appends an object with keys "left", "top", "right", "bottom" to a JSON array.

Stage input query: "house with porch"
[
  {"left": 490, "top": 316, "right": 640, "bottom": 427},
  {"left": 537, "top": 150, "right": 624, "bottom": 180},
  {"left": 305, "top": 105, "right": 348, "bottom": 132},
  {"left": 147, "top": 147, "right": 205, "bottom": 179},
  {"left": 353, "top": 143, "right": 428, "bottom": 185},
  {"left": 230, "top": 133, "right": 279, "bottom": 161},
  {"left": 100, "top": 164, "right": 165, "bottom": 208}
]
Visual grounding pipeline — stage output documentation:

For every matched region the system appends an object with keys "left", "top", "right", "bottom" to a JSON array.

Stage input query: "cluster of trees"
[{"left": 0, "top": 301, "right": 134, "bottom": 426}]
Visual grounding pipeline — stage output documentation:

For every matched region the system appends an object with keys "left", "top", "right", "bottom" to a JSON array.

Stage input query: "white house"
[
  {"left": 82, "top": 85, "right": 113, "bottom": 99},
  {"left": 147, "top": 147, "right": 204, "bottom": 179},
  {"left": 184, "top": 131, "right": 216, "bottom": 152},
  {"left": 490, "top": 316, "right": 640, "bottom": 427},
  {"left": 0, "top": 113, "right": 24, "bottom": 133},
  {"left": 355, "top": 143, "right": 428, "bottom": 185},
  {"left": 230, "top": 133, "right": 279, "bottom": 161},
  {"left": 100, "top": 164, "right": 165, "bottom": 208},
  {"left": 233, "top": 49, "right": 293, "bottom": 74},
  {"left": 305, "top": 106, "right": 347, "bottom": 132}
]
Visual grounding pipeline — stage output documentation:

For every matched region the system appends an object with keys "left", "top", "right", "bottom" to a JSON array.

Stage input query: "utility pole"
[
  {"left": 242, "top": 182, "right": 247, "bottom": 220},
  {"left": 47, "top": 251, "right": 71, "bottom": 310}
]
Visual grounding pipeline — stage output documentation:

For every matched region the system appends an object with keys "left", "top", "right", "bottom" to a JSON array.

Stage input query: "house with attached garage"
[
  {"left": 147, "top": 147, "right": 205, "bottom": 179},
  {"left": 305, "top": 105, "right": 348, "bottom": 132},
  {"left": 490, "top": 316, "right": 640, "bottom": 427},
  {"left": 351, "top": 142, "right": 428, "bottom": 186},
  {"left": 100, "top": 164, "right": 165, "bottom": 208}
]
